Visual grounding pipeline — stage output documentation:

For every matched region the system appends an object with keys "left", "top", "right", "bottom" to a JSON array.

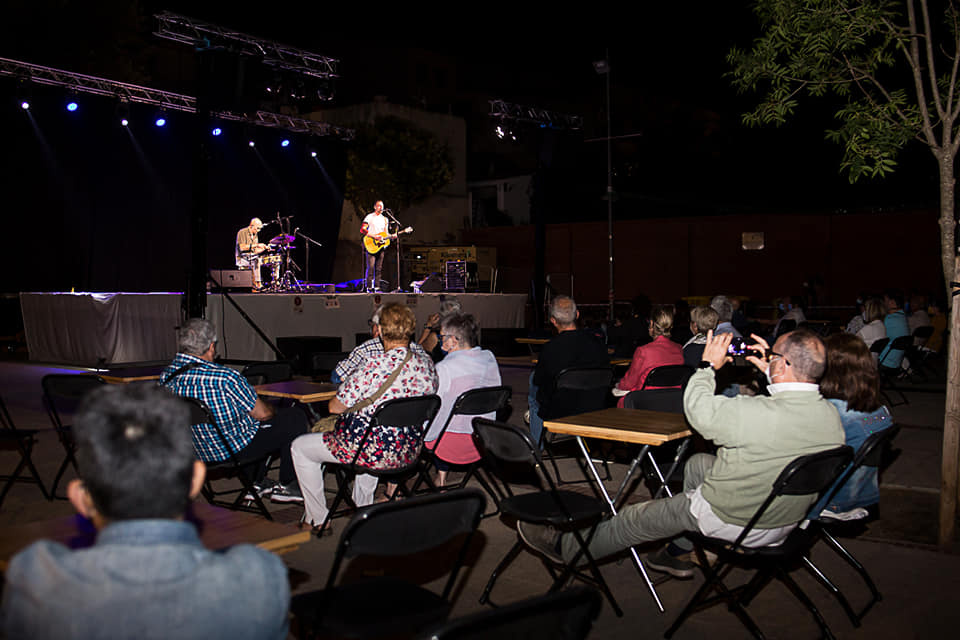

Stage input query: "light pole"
[{"left": 594, "top": 52, "right": 614, "bottom": 322}]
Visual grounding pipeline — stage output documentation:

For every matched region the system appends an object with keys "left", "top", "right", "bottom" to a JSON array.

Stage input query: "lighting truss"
[
  {"left": 153, "top": 11, "right": 339, "bottom": 80},
  {"left": 488, "top": 99, "right": 582, "bottom": 130},
  {"left": 0, "top": 57, "right": 354, "bottom": 140}
]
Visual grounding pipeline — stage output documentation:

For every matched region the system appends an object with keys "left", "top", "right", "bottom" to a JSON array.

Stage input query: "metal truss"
[
  {"left": 153, "top": 11, "right": 339, "bottom": 80},
  {"left": 0, "top": 56, "right": 354, "bottom": 140},
  {"left": 489, "top": 99, "right": 583, "bottom": 130}
]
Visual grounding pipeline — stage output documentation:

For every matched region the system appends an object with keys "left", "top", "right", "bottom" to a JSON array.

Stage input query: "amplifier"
[{"left": 209, "top": 269, "right": 254, "bottom": 289}]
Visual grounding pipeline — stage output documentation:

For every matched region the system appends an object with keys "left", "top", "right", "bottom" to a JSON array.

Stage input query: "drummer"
[{"left": 236, "top": 218, "right": 268, "bottom": 291}]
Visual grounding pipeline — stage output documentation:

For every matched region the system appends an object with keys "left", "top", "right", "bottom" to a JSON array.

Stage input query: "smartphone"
[{"left": 727, "top": 336, "right": 748, "bottom": 356}]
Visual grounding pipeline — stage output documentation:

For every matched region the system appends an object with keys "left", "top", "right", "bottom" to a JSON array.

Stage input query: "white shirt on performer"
[{"left": 363, "top": 213, "right": 389, "bottom": 238}]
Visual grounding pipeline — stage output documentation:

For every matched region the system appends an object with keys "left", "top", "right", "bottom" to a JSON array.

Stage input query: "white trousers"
[{"left": 290, "top": 433, "right": 379, "bottom": 525}]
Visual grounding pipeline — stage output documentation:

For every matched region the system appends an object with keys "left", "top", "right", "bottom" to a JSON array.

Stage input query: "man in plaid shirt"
[{"left": 161, "top": 319, "right": 308, "bottom": 502}]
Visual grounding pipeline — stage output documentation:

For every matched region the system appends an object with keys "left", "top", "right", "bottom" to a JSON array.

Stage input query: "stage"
[{"left": 20, "top": 291, "right": 528, "bottom": 366}]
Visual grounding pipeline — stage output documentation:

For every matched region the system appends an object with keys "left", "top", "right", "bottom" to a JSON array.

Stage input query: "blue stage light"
[
  {"left": 66, "top": 101, "right": 78, "bottom": 112},
  {"left": 155, "top": 117, "right": 166, "bottom": 127},
  {"left": 121, "top": 118, "right": 129, "bottom": 126},
  {"left": 281, "top": 139, "right": 291, "bottom": 148},
  {"left": 310, "top": 151, "right": 317, "bottom": 158},
  {"left": 212, "top": 127, "right": 222, "bottom": 136},
  {"left": 248, "top": 140, "right": 255, "bottom": 147},
  {"left": 20, "top": 101, "right": 29, "bottom": 110}
]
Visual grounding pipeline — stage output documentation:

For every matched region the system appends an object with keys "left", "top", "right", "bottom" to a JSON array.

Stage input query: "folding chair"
[
  {"left": 240, "top": 360, "right": 294, "bottom": 386},
  {"left": 291, "top": 488, "right": 486, "bottom": 639},
  {"left": 41, "top": 374, "right": 106, "bottom": 499},
  {"left": 472, "top": 418, "right": 624, "bottom": 617},
  {"left": 181, "top": 396, "right": 273, "bottom": 520},
  {"left": 538, "top": 366, "right": 614, "bottom": 484},
  {"left": 415, "top": 586, "right": 602, "bottom": 640},
  {"left": 905, "top": 326, "right": 935, "bottom": 380},
  {"left": 802, "top": 425, "right": 900, "bottom": 628},
  {"left": 664, "top": 445, "right": 853, "bottom": 640},
  {"left": 317, "top": 395, "right": 442, "bottom": 532},
  {"left": 0, "top": 394, "right": 50, "bottom": 509},
  {"left": 412, "top": 385, "right": 512, "bottom": 515},
  {"left": 878, "top": 335, "right": 912, "bottom": 406}
]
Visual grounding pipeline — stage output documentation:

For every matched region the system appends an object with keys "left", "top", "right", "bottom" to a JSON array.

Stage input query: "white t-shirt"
[{"left": 363, "top": 212, "right": 389, "bottom": 237}]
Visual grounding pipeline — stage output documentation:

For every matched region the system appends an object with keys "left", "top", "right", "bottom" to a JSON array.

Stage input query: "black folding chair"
[
  {"left": 802, "top": 425, "right": 900, "bottom": 628},
  {"left": 664, "top": 445, "right": 854, "bottom": 640},
  {"left": 905, "top": 325, "right": 935, "bottom": 380},
  {"left": 181, "top": 396, "right": 273, "bottom": 520},
  {"left": 41, "top": 374, "right": 106, "bottom": 499},
  {"left": 240, "top": 360, "right": 294, "bottom": 386},
  {"left": 472, "top": 418, "right": 624, "bottom": 617},
  {"left": 317, "top": 395, "right": 442, "bottom": 532},
  {"left": 877, "top": 335, "right": 912, "bottom": 406},
  {"left": 291, "top": 488, "right": 486, "bottom": 639},
  {"left": 538, "top": 366, "right": 614, "bottom": 484},
  {"left": 0, "top": 394, "right": 50, "bottom": 509},
  {"left": 411, "top": 385, "right": 512, "bottom": 516},
  {"left": 415, "top": 586, "right": 602, "bottom": 640}
]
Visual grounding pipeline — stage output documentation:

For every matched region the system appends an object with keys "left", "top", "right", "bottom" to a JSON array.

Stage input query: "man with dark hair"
[
  {"left": 0, "top": 384, "right": 290, "bottom": 639},
  {"left": 162, "top": 318, "right": 308, "bottom": 502},
  {"left": 518, "top": 329, "right": 843, "bottom": 579},
  {"left": 527, "top": 296, "right": 609, "bottom": 445},
  {"left": 880, "top": 288, "right": 910, "bottom": 369}
]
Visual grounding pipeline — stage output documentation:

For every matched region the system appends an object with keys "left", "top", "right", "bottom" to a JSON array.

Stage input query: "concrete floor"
[{"left": 1, "top": 358, "right": 959, "bottom": 638}]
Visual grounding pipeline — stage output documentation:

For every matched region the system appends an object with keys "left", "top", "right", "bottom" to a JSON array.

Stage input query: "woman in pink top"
[{"left": 612, "top": 305, "right": 684, "bottom": 408}]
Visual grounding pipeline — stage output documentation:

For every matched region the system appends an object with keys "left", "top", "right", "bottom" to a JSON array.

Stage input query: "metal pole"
[{"left": 605, "top": 49, "right": 614, "bottom": 322}]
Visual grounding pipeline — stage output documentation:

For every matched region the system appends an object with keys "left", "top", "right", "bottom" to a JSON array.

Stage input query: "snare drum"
[{"left": 260, "top": 254, "right": 282, "bottom": 265}]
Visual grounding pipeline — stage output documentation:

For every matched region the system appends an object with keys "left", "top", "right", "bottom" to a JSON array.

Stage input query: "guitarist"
[{"left": 361, "top": 200, "right": 390, "bottom": 292}]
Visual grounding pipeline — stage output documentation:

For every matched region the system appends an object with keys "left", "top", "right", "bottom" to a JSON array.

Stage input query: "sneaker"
[
  {"left": 646, "top": 547, "right": 696, "bottom": 579},
  {"left": 242, "top": 479, "right": 279, "bottom": 502},
  {"left": 270, "top": 483, "right": 304, "bottom": 504},
  {"left": 517, "top": 522, "right": 563, "bottom": 563}
]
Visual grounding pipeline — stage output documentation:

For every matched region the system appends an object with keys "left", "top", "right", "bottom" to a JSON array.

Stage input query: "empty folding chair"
[
  {"left": 0, "top": 394, "right": 50, "bottom": 509},
  {"left": 41, "top": 374, "right": 106, "bottom": 498}
]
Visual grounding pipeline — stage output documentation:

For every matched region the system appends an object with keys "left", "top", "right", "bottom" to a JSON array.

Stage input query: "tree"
[
  {"left": 343, "top": 116, "right": 454, "bottom": 217},
  {"left": 728, "top": 0, "right": 960, "bottom": 299}
]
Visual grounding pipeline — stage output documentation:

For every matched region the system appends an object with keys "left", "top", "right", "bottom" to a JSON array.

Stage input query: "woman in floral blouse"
[{"left": 291, "top": 303, "right": 438, "bottom": 532}]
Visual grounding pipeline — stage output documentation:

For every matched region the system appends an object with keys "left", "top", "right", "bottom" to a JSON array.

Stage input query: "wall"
[{"left": 463, "top": 209, "right": 942, "bottom": 305}]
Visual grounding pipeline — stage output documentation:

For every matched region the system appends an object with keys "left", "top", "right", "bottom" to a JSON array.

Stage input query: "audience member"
[
  {"left": 907, "top": 293, "right": 931, "bottom": 334},
  {"left": 517, "top": 329, "right": 843, "bottom": 579},
  {"left": 773, "top": 295, "right": 806, "bottom": 337},
  {"left": 527, "top": 296, "right": 609, "bottom": 445},
  {"left": 423, "top": 312, "right": 501, "bottom": 486},
  {"left": 671, "top": 299, "right": 693, "bottom": 346},
  {"left": 332, "top": 305, "right": 428, "bottom": 385},
  {"left": 683, "top": 305, "right": 719, "bottom": 368},
  {"left": 710, "top": 295, "right": 743, "bottom": 337},
  {"left": 808, "top": 333, "right": 894, "bottom": 518},
  {"left": 418, "top": 296, "right": 463, "bottom": 362},
  {"left": 161, "top": 319, "right": 308, "bottom": 503},
  {"left": 612, "top": 305, "right": 684, "bottom": 407},
  {"left": 926, "top": 298, "right": 947, "bottom": 353},
  {"left": 856, "top": 298, "right": 887, "bottom": 354},
  {"left": 879, "top": 289, "right": 910, "bottom": 369},
  {"left": 291, "top": 303, "right": 438, "bottom": 532},
  {"left": 1, "top": 383, "right": 290, "bottom": 640},
  {"left": 846, "top": 296, "right": 867, "bottom": 335}
]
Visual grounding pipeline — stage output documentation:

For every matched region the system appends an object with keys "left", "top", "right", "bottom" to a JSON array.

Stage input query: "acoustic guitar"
[{"left": 363, "top": 226, "right": 413, "bottom": 254}]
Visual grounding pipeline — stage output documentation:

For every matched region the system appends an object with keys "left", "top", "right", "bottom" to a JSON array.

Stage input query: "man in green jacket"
[{"left": 518, "top": 329, "right": 844, "bottom": 578}]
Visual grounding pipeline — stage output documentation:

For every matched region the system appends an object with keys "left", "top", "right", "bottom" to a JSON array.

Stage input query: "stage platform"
[{"left": 20, "top": 291, "right": 528, "bottom": 366}]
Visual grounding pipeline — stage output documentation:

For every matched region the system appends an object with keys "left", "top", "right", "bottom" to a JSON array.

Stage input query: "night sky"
[{"left": 3, "top": 0, "right": 940, "bottom": 218}]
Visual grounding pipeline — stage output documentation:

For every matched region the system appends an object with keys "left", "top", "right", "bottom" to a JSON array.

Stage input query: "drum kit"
[{"left": 253, "top": 215, "right": 302, "bottom": 292}]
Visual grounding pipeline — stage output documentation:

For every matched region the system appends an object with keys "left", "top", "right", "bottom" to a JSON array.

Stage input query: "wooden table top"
[
  {"left": 515, "top": 337, "right": 550, "bottom": 345},
  {"left": 99, "top": 366, "right": 165, "bottom": 384},
  {"left": 545, "top": 407, "right": 692, "bottom": 445},
  {"left": 255, "top": 380, "right": 337, "bottom": 403},
  {"left": 0, "top": 501, "right": 310, "bottom": 572}
]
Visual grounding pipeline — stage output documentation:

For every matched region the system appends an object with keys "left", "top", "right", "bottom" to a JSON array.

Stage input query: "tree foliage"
[
  {"left": 344, "top": 116, "right": 454, "bottom": 218},
  {"left": 729, "top": 0, "right": 960, "bottom": 296}
]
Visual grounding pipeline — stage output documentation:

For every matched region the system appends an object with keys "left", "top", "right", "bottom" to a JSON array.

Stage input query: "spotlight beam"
[{"left": 0, "top": 56, "right": 353, "bottom": 140}]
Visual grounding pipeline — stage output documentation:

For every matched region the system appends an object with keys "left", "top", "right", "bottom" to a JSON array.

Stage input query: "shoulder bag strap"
[{"left": 345, "top": 347, "right": 414, "bottom": 414}]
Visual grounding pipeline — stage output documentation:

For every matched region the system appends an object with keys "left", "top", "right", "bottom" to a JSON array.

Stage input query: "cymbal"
[{"left": 269, "top": 234, "right": 295, "bottom": 245}]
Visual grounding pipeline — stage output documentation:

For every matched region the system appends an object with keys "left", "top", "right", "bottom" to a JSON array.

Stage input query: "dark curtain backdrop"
[{"left": 2, "top": 79, "right": 347, "bottom": 293}]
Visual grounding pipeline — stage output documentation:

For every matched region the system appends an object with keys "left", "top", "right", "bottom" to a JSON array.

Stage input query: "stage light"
[
  {"left": 248, "top": 140, "right": 255, "bottom": 147},
  {"left": 66, "top": 101, "right": 78, "bottom": 112},
  {"left": 121, "top": 118, "right": 129, "bottom": 126},
  {"left": 212, "top": 127, "right": 222, "bottom": 136},
  {"left": 20, "top": 101, "right": 29, "bottom": 110},
  {"left": 281, "top": 139, "right": 290, "bottom": 147},
  {"left": 310, "top": 151, "right": 317, "bottom": 158},
  {"left": 155, "top": 117, "right": 166, "bottom": 127}
]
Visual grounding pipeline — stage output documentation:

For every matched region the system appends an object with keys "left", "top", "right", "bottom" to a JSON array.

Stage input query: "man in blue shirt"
[
  {"left": 880, "top": 289, "right": 910, "bottom": 370},
  {"left": 1, "top": 383, "right": 290, "bottom": 640},
  {"left": 162, "top": 318, "right": 307, "bottom": 501}
]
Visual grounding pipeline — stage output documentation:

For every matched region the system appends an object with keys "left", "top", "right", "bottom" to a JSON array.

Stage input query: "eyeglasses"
[
  {"left": 768, "top": 351, "right": 791, "bottom": 366},
  {"left": 439, "top": 333, "right": 456, "bottom": 342}
]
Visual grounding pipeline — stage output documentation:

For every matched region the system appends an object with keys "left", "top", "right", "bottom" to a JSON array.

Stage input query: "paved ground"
[{"left": 1, "top": 357, "right": 959, "bottom": 638}]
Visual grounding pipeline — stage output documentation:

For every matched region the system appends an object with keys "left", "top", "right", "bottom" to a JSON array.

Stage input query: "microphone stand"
[
  {"left": 296, "top": 229, "right": 323, "bottom": 286},
  {"left": 384, "top": 208, "right": 405, "bottom": 293}
]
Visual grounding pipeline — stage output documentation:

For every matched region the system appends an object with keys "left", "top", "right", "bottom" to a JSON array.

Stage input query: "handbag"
[{"left": 310, "top": 348, "right": 413, "bottom": 433}]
